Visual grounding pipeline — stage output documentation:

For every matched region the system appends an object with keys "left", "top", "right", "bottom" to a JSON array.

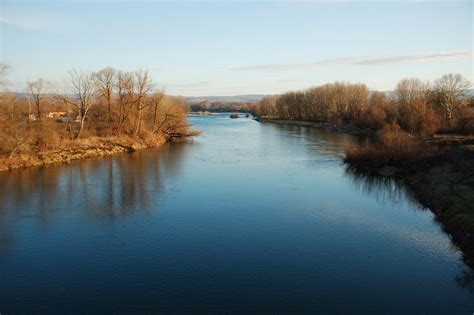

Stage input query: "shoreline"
[
  {"left": 347, "top": 145, "right": 474, "bottom": 268},
  {"left": 0, "top": 135, "right": 167, "bottom": 173},
  {"left": 258, "top": 118, "right": 474, "bottom": 268},
  {"left": 257, "top": 118, "right": 374, "bottom": 137}
]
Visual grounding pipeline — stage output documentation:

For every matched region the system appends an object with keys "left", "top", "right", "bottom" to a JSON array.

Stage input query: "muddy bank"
[
  {"left": 257, "top": 118, "right": 374, "bottom": 137},
  {"left": 0, "top": 135, "right": 166, "bottom": 172},
  {"left": 347, "top": 145, "right": 474, "bottom": 268}
]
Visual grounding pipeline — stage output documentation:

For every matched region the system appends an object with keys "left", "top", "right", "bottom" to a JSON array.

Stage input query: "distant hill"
[
  {"left": 13, "top": 89, "right": 473, "bottom": 103},
  {"left": 181, "top": 95, "right": 267, "bottom": 104},
  {"left": 182, "top": 89, "right": 474, "bottom": 104}
]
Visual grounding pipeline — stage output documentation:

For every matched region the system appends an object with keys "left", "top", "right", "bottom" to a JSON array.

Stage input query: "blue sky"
[{"left": 0, "top": 0, "right": 472, "bottom": 96}]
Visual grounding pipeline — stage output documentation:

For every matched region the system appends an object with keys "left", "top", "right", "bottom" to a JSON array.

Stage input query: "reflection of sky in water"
[{"left": 0, "top": 113, "right": 473, "bottom": 313}]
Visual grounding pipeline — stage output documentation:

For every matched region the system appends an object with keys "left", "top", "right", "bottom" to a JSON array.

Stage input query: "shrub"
[
  {"left": 397, "top": 98, "right": 441, "bottom": 136},
  {"left": 345, "top": 123, "right": 439, "bottom": 168},
  {"left": 356, "top": 104, "right": 387, "bottom": 129}
]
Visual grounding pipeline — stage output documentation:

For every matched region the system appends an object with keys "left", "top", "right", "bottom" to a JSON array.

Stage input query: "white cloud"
[{"left": 230, "top": 51, "right": 472, "bottom": 72}]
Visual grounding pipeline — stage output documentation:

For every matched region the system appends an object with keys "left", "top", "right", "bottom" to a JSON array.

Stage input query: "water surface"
[{"left": 1, "top": 114, "right": 473, "bottom": 313}]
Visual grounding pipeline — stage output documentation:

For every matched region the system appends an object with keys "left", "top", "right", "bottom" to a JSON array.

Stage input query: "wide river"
[{"left": 1, "top": 114, "right": 473, "bottom": 313}]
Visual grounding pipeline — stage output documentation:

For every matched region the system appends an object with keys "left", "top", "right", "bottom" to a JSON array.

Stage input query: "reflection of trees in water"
[
  {"left": 84, "top": 143, "right": 187, "bottom": 219},
  {"left": 0, "top": 167, "right": 64, "bottom": 253},
  {"left": 344, "top": 165, "right": 422, "bottom": 210},
  {"left": 0, "top": 142, "right": 188, "bottom": 250},
  {"left": 346, "top": 165, "right": 474, "bottom": 289},
  {"left": 269, "top": 124, "right": 369, "bottom": 160}
]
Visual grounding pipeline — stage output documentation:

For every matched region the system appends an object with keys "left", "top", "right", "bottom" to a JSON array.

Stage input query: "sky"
[{"left": 0, "top": 0, "right": 472, "bottom": 96}]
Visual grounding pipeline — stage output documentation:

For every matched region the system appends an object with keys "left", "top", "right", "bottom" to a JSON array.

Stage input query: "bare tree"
[
  {"left": 0, "top": 92, "right": 17, "bottom": 122},
  {"left": 155, "top": 97, "right": 190, "bottom": 139},
  {"left": 434, "top": 73, "right": 470, "bottom": 126},
  {"left": 114, "top": 71, "right": 135, "bottom": 135},
  {"left": 395, "top": 78, "right": 430, "bottom": 105},
  {"left": 61, "top": 70, "right": 97, "bottom": 139},
  {"left": 394, "top": 78, "right": 432, "bottom": 132},
  {"left": 133, "top": 70, "right": 154, "bottom": 136},
  {"left": 94, "top": 67, "right": 117, "bottom": 122},
  {"left": 27, "top": 78, "right": 50, "bottom": 120},
  {"left": 151, "top": 90, "right": 165, "bottom": 133}
]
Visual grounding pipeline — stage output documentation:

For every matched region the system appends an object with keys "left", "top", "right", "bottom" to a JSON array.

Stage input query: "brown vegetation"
[
  {"left": 0, "top": 64, "right": 194, "bottom": 171},
  {"left": 189, "top": 100, "right": 257, "bottom": 113},
  {"left": 344, "top": 123, "right": 440, "bottom": 168},
  {"left": 256, "top": 73, "right": 472, "bottom": 138},
  {"left": 255, "top": 73, "right": 472, "bottom": 168}
]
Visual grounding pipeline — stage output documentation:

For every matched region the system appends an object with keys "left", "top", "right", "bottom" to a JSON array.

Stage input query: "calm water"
[{"left": 1, "top": 114, "right": 473, "bottom": 314}]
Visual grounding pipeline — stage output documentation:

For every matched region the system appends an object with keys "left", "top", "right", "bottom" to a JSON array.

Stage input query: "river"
[{"left": 0, "top": 114, "right": 473, "bottom": 313}]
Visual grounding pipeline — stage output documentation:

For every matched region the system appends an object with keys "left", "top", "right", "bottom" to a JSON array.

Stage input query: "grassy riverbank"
[{"left": 0, "top": 135, "right": 167, "bottom": 172}]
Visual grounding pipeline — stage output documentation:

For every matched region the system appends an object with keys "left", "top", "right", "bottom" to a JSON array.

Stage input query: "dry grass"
[{"left": 0, "top": 134, "right": 167, "bottom": 172}]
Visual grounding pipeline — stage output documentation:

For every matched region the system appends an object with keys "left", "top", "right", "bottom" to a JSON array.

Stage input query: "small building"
[
  {"left": 28, "top": 114, "right": 37, "bottom": 121},
  {"left": 47, "top": 111, "right": 67, "bottom": 119}
]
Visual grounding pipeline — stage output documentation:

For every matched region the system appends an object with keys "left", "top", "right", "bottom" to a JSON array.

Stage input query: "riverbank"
[
  {"left": 256, "top": 118, "right": 374, "bottom": 137},
  {"left": 0, "top": 135, "right": 167, "bottom": 172},
  {"left": 346, "top": 141, "right": 474, "bottom": 268}
]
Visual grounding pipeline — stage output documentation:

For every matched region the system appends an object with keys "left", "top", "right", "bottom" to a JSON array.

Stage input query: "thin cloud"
[
  {"left": 0, "top": 16, "right": 52, "bottom": 31},
  {"left": 355, "top": 51, "right": 472, "bottom": 65},
  {"left": 230, "top": 51, "right": 472, "bottom": 72}
]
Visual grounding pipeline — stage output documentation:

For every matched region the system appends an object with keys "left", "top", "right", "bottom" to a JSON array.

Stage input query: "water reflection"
[
  {"left": 344, "top": 165, "right": 421, "bottom": 210},
  {"left": 0, "top": 143, "right": 187, "bottom": 249},
  {"left": 344, "top": 164, "right": 474, "bottom": 293},
  {"left": 270, "top": 124, "right": 358, "bottom": 158}
]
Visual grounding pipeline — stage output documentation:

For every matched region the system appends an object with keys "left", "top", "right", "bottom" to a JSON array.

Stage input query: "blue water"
[{"left": 0, "top": 114, "right": 473, "bottom": 313}]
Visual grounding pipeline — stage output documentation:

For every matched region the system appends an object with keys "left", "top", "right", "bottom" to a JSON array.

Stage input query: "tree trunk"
[
  {"left": 134, "top": 108, "right": 142, "bottom": 136},
  {"left": 76, "top": 116, "right": 86, "bottom": 139},
  {"left": 107, "top": 95, "right": 112, "bottom": 122},
  {"left": 36, "top": 101, "right": 41, "bottom": 120}
]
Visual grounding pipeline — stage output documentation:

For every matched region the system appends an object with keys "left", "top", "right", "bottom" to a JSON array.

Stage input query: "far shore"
[{"left": 256, "top": 118, "right": 375, "bottom": 137}]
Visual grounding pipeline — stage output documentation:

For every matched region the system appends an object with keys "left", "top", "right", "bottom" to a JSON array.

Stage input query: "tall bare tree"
[
  {"left": 395, "top": 78, "right": 430, "bottom": 105},
  {"left": 94, "top": 67, "right": 117, "bottom": 122},
  {"left": 61, "top": 70, "right": 97, "bottom": 139},
  {"left": 27, "top": 78, "right": 49, "bottom": 120},
  {"left": 114, "top": 71, "right": 135, "bottom": 135},
  {"left": 133, "top": 70, "right": 153, "bottom": 136},
  {"left": 434, "top": 73, "right": 470, "bottom": 126}
]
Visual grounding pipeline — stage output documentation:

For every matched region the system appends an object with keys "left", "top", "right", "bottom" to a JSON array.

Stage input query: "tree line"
[
  {"left": 0, "top": 65, "right": 192, "bottom": 158},
  {"left": 190, "top": 100, "right": 257, "bottom": 113},
  {"left": 256, "top": 74, "right": 473, "bottom": 136}
]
